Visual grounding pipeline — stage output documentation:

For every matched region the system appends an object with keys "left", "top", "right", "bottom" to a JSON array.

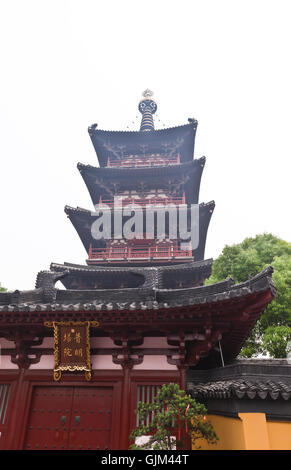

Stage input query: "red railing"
[
  {"left": 98, "top": 194, "right": 185, "bottom": 207},
  {"left": 107, "top": 154, "right": 180, "bottom": 168},
  {"left": 88, "top": 243, "right": 192, "bottom": 262}
]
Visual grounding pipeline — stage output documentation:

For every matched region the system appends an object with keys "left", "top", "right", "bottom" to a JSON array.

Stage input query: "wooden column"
[
  {"left": 5, "top": 368, "right": 25, "bottom": 449},
  {"left": 3, "top": 330, "right": 43, "bottom": 449},
  {"left": 111, "top": 334, "right": 143, "bottom": 450},
  {"left": 119, "top": 363, "right": 133, "bottom": 450},
  {"left": 178, "top": 365, "right": 187, "bottom": 391},
  {"left": 167, "top": 331, "right": 188, "bottom": 391}
]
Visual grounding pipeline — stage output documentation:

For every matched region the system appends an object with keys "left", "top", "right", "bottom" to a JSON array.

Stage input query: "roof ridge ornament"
[
  {"left": 139, "top": 89, "right": 157, "bottom": 132},
  {"left": 142, "top": 89, "right": 154, "bottom": 99}
]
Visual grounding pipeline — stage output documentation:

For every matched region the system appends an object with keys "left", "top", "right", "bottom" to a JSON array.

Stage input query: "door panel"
[
  {"left": 24, "top": 386, "right": 73, "bottom": 450},
  {"left": 69, "top": 387, "right": 113, "bottom": 450}
]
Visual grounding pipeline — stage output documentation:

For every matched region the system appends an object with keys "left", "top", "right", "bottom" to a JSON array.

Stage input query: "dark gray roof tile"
[{"left": 189, "top": 378, "right": 291, "bottom": 401}]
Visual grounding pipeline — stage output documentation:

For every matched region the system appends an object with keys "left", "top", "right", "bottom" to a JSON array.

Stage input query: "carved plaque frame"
[{"left": 44, "top": 321, "right": 99, "bottom": 381}]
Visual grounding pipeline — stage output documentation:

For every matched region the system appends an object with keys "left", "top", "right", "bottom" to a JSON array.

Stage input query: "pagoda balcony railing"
[
  {"left": 88, "top": 244, "right": 192, "bottom": 262},
  {"left": 106, "top": 155, "right": 180, "bottom": 168},
  {"left": 99, "top": 194, "right": 185, "bottom": 208}
]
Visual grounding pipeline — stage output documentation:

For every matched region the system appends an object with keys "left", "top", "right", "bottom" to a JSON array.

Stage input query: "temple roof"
[
  {"left": 64, "top": 201, "right": 215, "bottom": 262},
  {"left": 189, "top": 376, "right": 291, "bottom": 401},
  {"left": 88, "top": 121, "right": 198, "bottom": 167},
  {"left": 49, "top": 259, "right": 213, "bottom": 289},
  {"left": 50, "top": 258, "right": 213, "bottom": 275},
  {"left": 0, "top": 267, "right": 276, "bottom": 366},
  {"left": 0, "top": 266, "right": 274, "bottom": 311},
  {"left": 187, "top": 358, "right": 291, "bottom": 418},
  {"left": 77, "top": 158, "right": 205, "bottom": 206}
]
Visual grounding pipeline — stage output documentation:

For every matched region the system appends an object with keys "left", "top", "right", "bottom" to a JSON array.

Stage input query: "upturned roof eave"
[
  {"left": 89, "top": 121, "right": 197, "bottom": 136},
  {"left": 0, "top": 267, "right": 275, "bottom": 365},
  {"left": 50, "top": 258, "right": 214, "bottom": 274},
  {"left": 78, "top": 158, "right": 205, "bottom": 206},
  {"left": 77, "top": 157, "right": 205, "bottom": 178},
  {"left": 64, "top": 201, "right": 215, "bottom": 257},
  {"left": 0, "top": 266, "right": 275, "bottom": 312},
  {"left": 88, "top": 121, "right": 198, "bottom": 166}
]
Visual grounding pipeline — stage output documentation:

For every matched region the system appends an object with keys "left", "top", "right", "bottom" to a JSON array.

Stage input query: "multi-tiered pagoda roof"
[{"left": 65, "top": 92, "right": 214, "bottom": 269}]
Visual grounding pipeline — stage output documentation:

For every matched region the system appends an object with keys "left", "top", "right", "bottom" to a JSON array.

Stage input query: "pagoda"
[
  {"left": 64, "top": 89, "right": 213, "bottom": 279},
  {"left": 0, "top": 91, "right": 281, "bottom": 451}
]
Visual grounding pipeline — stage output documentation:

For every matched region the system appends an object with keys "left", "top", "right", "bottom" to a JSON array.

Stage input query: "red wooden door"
[{"left": 24, "top": 386, "right": 113, "bottom": 450}]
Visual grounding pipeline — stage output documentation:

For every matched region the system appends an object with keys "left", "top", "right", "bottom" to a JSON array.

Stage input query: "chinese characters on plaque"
[{"left": 44, "top": 321, "right": 99, "bottom": 381}]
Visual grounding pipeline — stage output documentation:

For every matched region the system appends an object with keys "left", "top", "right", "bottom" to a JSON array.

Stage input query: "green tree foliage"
[
  {"left": 262, "top": 326, "right": 291, "bottom": 358},
  {"left": 261, "top": 255, "right": 291, "bottom": 330},
  {"left": 129, "top": 383, "right": 218, "bottom": 450},
  {"left": 0, "top": 283, "right": 6, "bottom": 292},
  {"left": 206, "top": 234, "right": 291, "bottom": 357}
]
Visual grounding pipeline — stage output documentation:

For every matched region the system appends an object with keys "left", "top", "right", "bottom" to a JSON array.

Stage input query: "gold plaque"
[{"left": 44, "top": 321, "right": 99, "bottom": 381}]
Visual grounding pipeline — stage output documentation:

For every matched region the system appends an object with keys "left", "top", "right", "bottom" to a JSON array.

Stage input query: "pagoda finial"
[
  {"left": 138, "top": 90, "right": 157, "bottom": 132},
  {"left": 142, "top": 89, "right": 154, "bottom": 99}
]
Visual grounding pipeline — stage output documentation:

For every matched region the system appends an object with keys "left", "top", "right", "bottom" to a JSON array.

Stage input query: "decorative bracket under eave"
[
  {"left": 3, "top": 329, "right": 45, "bottom": 369},
  {"left": 111, "top": 334, "right": 144, "bottom": 369}
]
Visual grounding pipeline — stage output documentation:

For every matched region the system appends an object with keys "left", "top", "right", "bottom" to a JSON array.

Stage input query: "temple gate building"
[{"left": 0, "top": 91, "right": 290, "bottom": 450}]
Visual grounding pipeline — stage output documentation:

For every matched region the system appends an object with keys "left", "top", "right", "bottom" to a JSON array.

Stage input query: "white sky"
[{"left": 0, "top": 0, "right": 290, "bottom": 291}]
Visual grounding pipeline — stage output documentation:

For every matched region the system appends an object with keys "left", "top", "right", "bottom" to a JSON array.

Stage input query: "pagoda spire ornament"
[{"left": 138, "top": 89, "right": 157, "bottom": 132}]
